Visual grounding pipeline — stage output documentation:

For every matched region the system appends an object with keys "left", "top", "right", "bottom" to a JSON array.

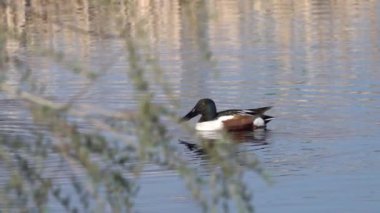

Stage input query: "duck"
[{"left": 180, "top": 98, "right": 273, "bottom": 131}]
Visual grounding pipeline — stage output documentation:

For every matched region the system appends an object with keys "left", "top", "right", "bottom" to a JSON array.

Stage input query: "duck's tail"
[{"left": 262, "top": 115, "right": 274, "bottom": 124}]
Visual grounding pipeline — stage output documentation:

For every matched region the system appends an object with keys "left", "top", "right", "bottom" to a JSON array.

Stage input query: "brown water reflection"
[{"left": 1, "top": 0, "right": 380, "bottom": 212}]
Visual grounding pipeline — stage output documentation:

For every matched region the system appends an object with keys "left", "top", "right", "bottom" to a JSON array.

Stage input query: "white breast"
[{"left": 195, "top": 115, "right": 234, "bottom": 131}]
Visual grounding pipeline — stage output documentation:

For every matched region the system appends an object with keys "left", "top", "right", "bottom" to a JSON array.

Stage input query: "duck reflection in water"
[{"left": 179, "top": 129, "right": 271, "bottom": 158}]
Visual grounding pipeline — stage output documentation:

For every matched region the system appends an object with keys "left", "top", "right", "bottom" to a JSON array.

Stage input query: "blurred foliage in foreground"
[{"left": 0, "top": 0, "right": 265, "bottom": 212}]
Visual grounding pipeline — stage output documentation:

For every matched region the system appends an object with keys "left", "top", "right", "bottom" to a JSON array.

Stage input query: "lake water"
[{"left": 1, "top": 0, "right": 380, "bottom": 212}]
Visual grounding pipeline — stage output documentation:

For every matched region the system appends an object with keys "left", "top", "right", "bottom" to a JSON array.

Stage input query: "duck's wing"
[
  {"left": 244, "top": 106, "right": 272, "bottom": 115},
  {"left": 217, "top": 106, "right": 272, "bottom": 117},
  {"left": 217, "top": 109, "right": 245, "bottom": 117}
]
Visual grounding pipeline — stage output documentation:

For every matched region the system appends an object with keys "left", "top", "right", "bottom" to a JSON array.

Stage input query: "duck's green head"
[{"left": 180, "top": 98, "right": 217, "bottom": 122}]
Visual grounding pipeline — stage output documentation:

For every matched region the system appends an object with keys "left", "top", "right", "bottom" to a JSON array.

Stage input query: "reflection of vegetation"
[{"left": 0, "top": 1, "right": 265, "bottom": 212}]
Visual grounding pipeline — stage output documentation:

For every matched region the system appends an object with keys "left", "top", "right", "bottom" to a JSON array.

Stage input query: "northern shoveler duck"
[{"left": 180, "top": 98, "right": 273, "bottom": 131}]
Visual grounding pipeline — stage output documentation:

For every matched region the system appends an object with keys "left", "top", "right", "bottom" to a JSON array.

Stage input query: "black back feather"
[{"left": 217, "top": 106, "right": 272, "bottom": 117}]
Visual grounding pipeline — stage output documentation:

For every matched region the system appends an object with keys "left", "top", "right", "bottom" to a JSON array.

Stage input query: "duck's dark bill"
[{"left": 180, "top": 108, "right": 198, "bottom": 122}]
